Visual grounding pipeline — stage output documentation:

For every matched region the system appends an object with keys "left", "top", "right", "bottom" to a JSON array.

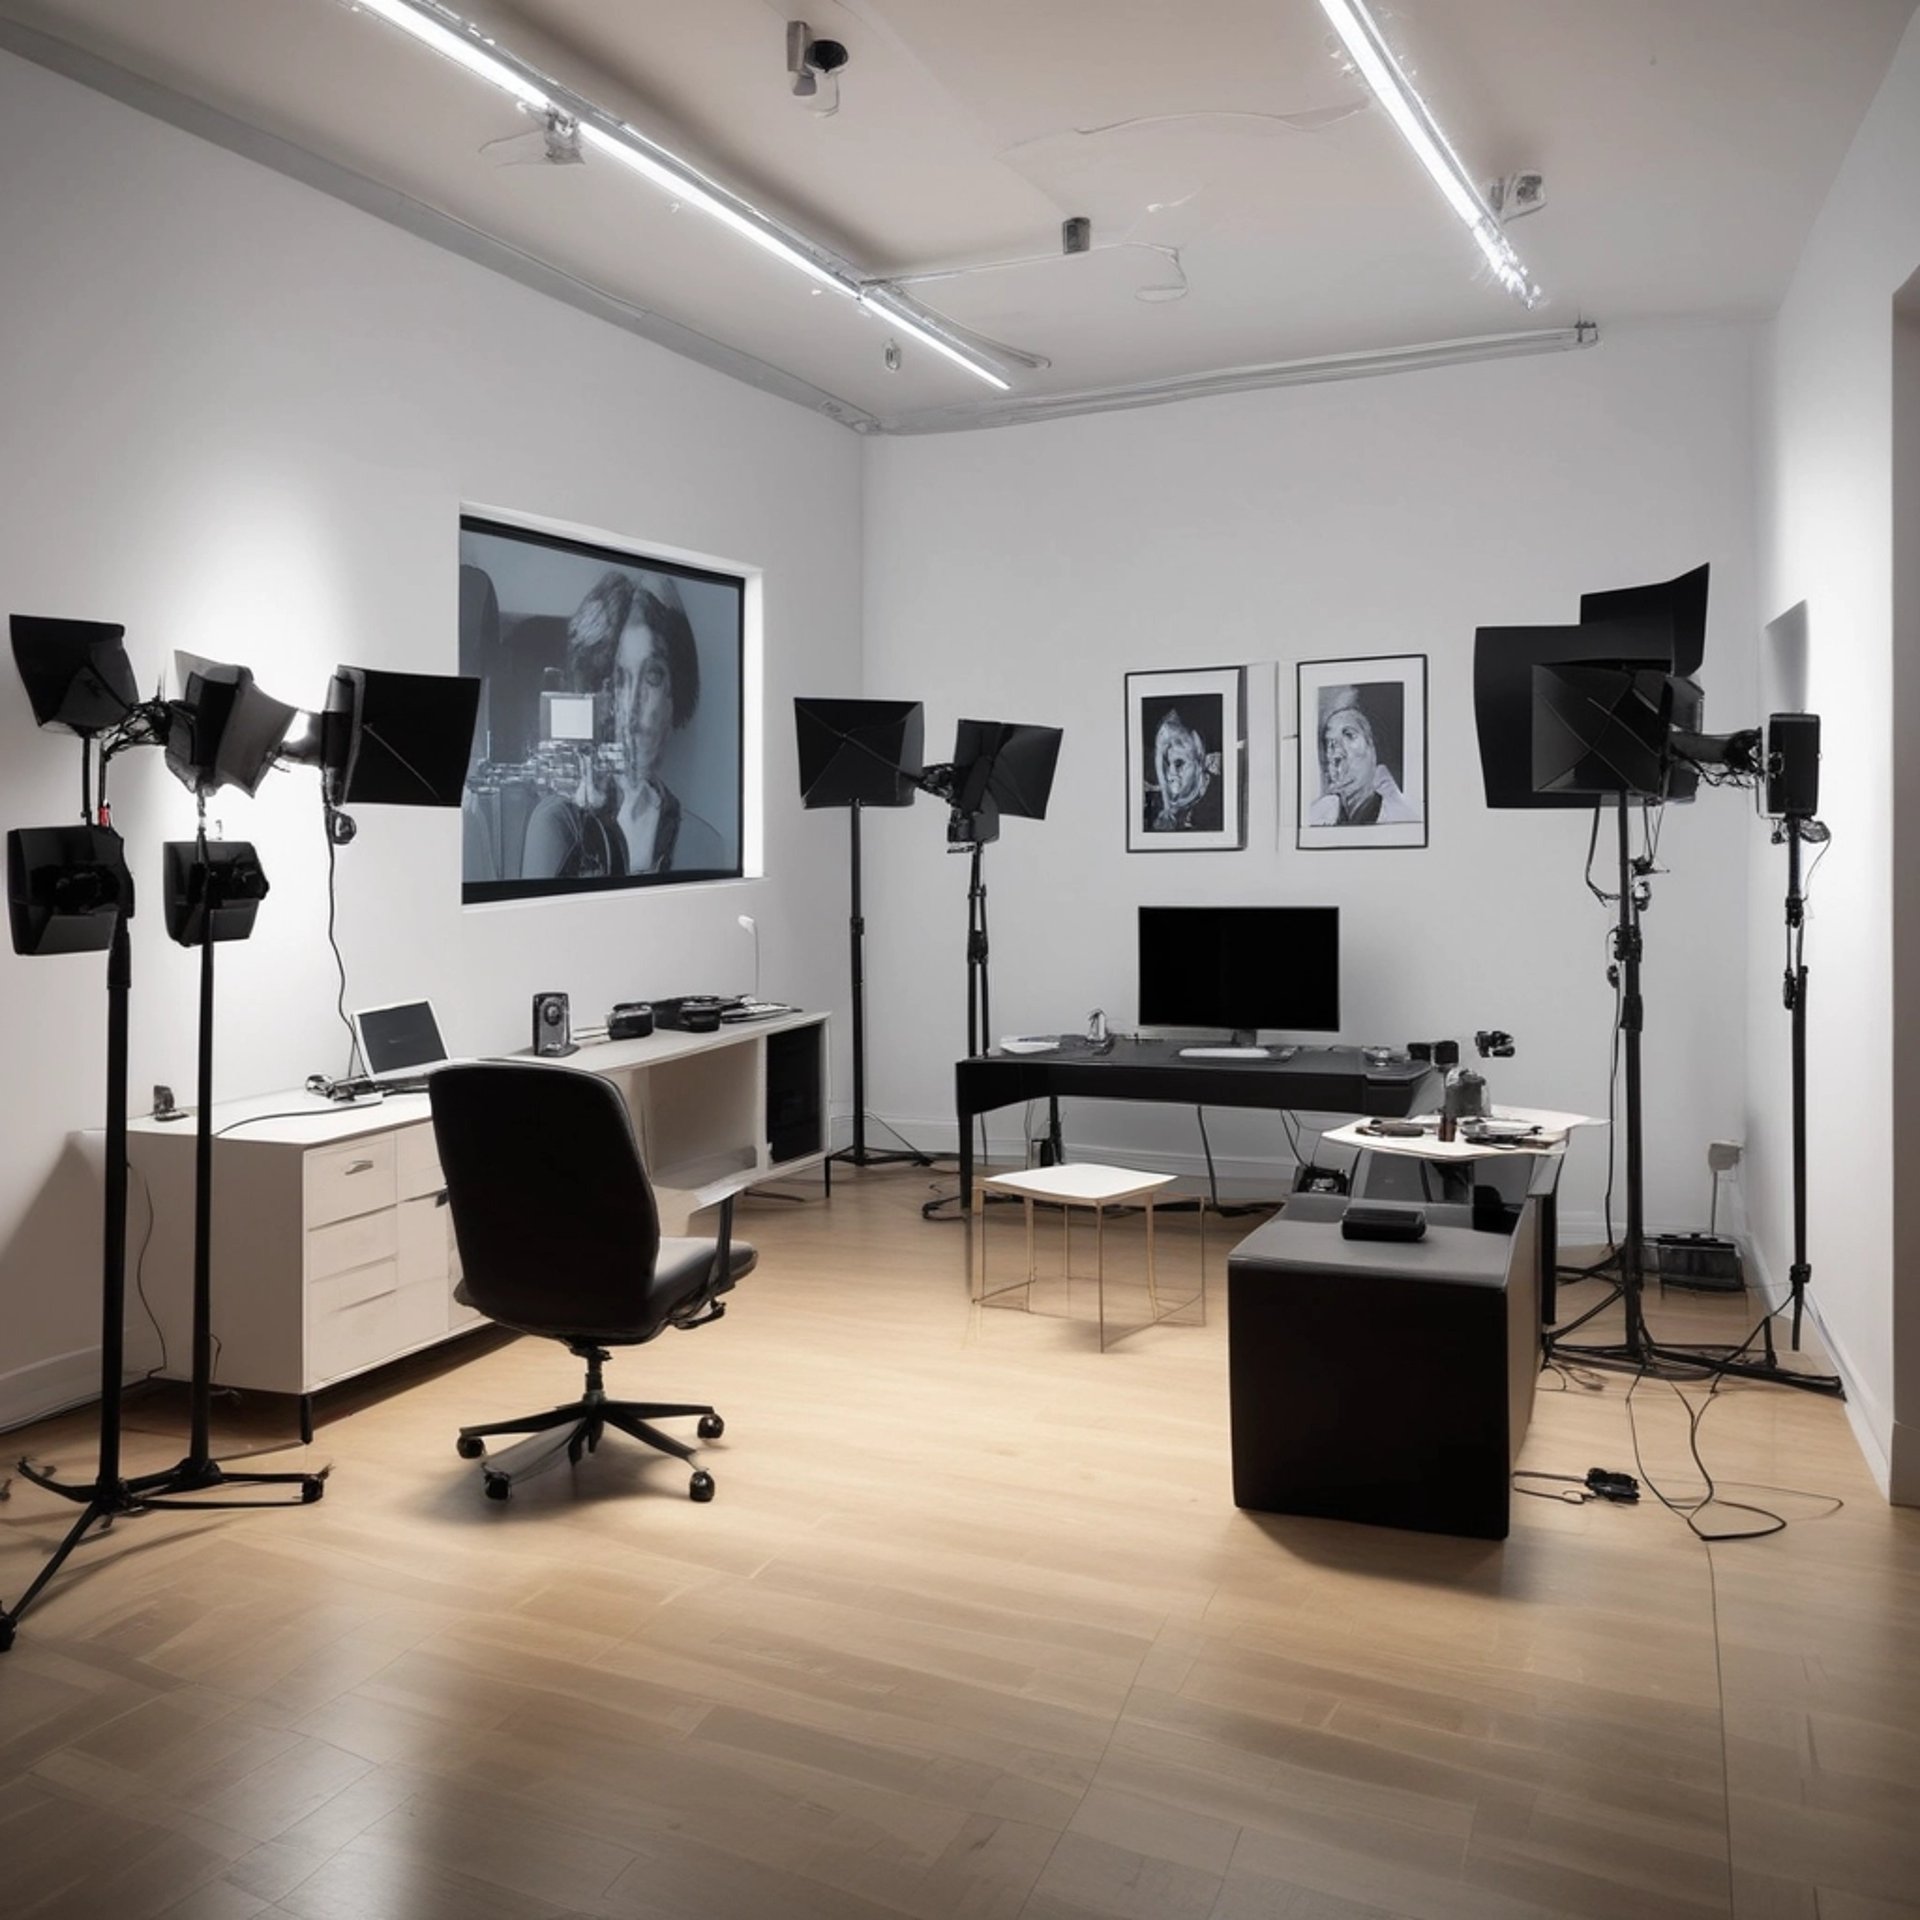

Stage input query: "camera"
[
  {"left": 539, "top": 685, "right": 602, "bottom": 746},
  {"left": 805, "top": 36, "right": 848, "bottom": 72}
]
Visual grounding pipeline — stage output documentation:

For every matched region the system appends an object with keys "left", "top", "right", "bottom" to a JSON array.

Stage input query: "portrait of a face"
[
  {"left": 1316, "top": 685, "right": 1403, "bottom": 827},
  {"left": 1125, "top": 668, "right": 1247, "bottom": 852},
  {"left": 1296, "top": 656, "right": 1427, "bottom": 849},
  {"left": 458, "top": 518, "right": 743, "bottom": 902},
  {"left": 1143, "top": 697, "right": 1224, "bottom": 832}
]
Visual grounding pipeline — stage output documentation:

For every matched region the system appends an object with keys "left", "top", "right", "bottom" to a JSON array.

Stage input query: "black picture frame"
[
  {"left": 1295, "top": 653, "right": 1429, "bottom": 850},
  {"left": 1125, "top": 665, "right": 1248, "bottom": 852}
]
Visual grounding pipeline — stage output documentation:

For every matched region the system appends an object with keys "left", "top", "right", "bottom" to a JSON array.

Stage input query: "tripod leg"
[{"left": 1, "top": 1496, "right": 122, "bottom": 1642}]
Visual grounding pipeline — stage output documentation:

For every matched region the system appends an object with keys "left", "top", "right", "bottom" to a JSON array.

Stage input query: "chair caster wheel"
[
  {"left": 483, "top": 1473, "right": 511, "bottom": 1502},
  {"left": 456, "top": 1435, "right": 485, "bottom": 1460},
  {"left": 697, "top": 1414, "right": 725, "bottom": 1441},
  {"left": 689, "top": 1470, "right": 715, "bottom": 1503},
  {"left": 301, "top": 1478, "right": 326, "bottom": 1504}
]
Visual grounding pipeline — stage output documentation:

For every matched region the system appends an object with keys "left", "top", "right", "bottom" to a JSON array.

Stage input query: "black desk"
[{"left": 954, "top": 1039, "right": 1435, "bottom": 1208}]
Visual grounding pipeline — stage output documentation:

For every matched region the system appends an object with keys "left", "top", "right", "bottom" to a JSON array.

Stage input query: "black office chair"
[{"left": 428, "top": 1062, "right": 756, "bottom": 1502}]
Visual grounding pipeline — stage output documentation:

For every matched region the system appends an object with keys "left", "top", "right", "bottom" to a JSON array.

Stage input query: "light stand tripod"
[
  {"left": 142, "top": 819, "right": 326, "bottom": 1505},
  {"left": 1779, "top": 811, "right": 1819, "bottom": 1349},
  {"left": 2, "top": 827, "right": 137, "bottom": 1652},
  {"left": 791, "top": 699, "right": 933, "bottom": 1173},
  {"left": 837, "top": 801, "right": 931, "bottom": 1171},
  {"left": 1552, "top": 796, "right": 1840, "bottom": 1394}
]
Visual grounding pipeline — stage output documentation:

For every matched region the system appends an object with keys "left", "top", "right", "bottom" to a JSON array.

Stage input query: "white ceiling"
[{"left": 1, "top": 0, "right": 1913, "bottom": 431}]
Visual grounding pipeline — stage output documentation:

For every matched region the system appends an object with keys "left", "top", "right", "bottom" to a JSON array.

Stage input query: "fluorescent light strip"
[
  {"left": 1315, "top": 0, "right": 1540, "bottom": 309},
  {"left": 342, "top": 0, "right": 1012, "bottom": 389},
  {"left": 857, "top": 290, "right": 1012, "bottom": 391},
  {"left": 351, "top": 0, "right": 551, "bottom": 111},
  {"left": 575, "top": 124, "right": 849, "bottom": 297}
]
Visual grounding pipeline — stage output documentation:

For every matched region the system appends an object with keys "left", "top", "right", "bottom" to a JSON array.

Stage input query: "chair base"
[{"left": 459, "top": 1387, "right": 721, "bottom": 1502}]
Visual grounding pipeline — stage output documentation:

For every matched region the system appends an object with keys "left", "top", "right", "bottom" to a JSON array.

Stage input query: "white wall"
[
  {"left": 0, "top": 48, "right": 863, "bottom": 1428},
  {"left": 861, "top": 324, "right": 1762, "bottom": 1238},
  {"left": 1752, "top": 12, "right": 1920, "bottom": 1501}
]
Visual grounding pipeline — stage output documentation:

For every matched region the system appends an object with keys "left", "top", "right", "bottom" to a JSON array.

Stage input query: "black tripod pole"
[
  {"left": 849, "top": 801, "right": 868, "bottom": 1160},
  {"left": 146, "top": 823, "right": 324, "bottom": 1505},
  {"left": 965, "top": 840, "right": 990, "bottom": 1059},
  {"left": 2, "top": 896, "right": 140, "bottom": 1650},
  {"left": 830, "top": 802, "right": 931, "bottom": 1173},
  {"left": 1614, "top": 797, "right": 1653, "bottom": 1356},
  {"left": 1784, "top": 818, "right": 1812, "bottom": 1350}
]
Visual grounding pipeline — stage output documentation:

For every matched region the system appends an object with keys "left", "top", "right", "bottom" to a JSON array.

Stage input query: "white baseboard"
[
  {"left": 1734, "top": 1233, "right": 1911, "bottom": 1505},
  {"left": 0, "top": 1346, "right": 109, "bottom": 1436}
]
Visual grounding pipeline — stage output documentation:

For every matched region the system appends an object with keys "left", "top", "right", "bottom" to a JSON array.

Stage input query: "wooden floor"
[{"left": 2, "top": 1170, "right": 1917, "bottom": 1920}]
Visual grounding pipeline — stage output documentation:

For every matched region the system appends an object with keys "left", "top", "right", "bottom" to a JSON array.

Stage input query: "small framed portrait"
[
  {"left": 1125, "top": 666, "right": 1248, "bottom": 852},
  {"left": 1295, "top": 654, "right": 1428, "bottom": 850}
]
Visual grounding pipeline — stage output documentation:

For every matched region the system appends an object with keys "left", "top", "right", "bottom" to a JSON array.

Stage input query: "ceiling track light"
[
  {"left": 1314, "top": 0, "right": 1542, "bottom": 309},
  {"left": 887, "top": 323, "right": 1597, "bottom": 433},
  {"left": 339, "top": 0, "right": 1011, "bottom": 388}
]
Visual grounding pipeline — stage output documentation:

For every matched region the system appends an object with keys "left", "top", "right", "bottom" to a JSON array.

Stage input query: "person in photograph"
[
  {"left": 1144, "top": 702, "right": 1225, "bottom": 832},
  {"left": 523, "top": 569, "right": 726, "bottom": 877},
  {"left": 1309, "top": 684, "right": 1417, "bottom": 827}
]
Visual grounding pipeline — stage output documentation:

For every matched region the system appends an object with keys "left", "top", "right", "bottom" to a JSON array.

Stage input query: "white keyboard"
[{"left": 1178, "top": 1046, "right": 1270, "bottom": 1059}]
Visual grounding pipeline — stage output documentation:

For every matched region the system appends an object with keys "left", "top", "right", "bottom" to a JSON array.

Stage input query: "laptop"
[{"left": 350, "top": 999, "right": 468, "bottom": 1087}]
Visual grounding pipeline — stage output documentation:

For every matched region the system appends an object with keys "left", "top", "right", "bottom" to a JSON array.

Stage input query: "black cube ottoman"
[{"left": 1226, "top": 1194, "right": 1541, "bottom": 1539}]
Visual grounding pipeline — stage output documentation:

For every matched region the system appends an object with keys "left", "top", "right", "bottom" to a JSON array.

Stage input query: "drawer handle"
[{"left": 343, "top": 1158, "right": 376, "bottom": 1175}]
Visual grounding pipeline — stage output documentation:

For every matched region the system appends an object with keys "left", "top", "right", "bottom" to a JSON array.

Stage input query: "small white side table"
[{"left": 974, "top": 1163, "right": 1206, "bottom": 1349}]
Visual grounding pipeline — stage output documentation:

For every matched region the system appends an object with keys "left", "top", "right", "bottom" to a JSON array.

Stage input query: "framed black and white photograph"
[
  {"left": 1126, "top": 666, "right": 1247, "bottom": 852},
  {"left": 1295, "top": 654, "right": 1428, "bottom": 851},
  {"left": 459, "top": 515, "right": 745, "bottom": 904}
]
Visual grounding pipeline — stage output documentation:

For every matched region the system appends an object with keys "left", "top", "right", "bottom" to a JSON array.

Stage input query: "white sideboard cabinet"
[{"left": 124, "top": 1012, "right": 828, "bottom": 1438}]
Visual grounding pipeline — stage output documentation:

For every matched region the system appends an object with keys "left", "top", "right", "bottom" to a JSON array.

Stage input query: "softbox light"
[
  {"left": 320, "top": 667, "right": 481, "bottom": 808},
  {"left": 949, "top": 719, "right": 1063, "bottom": 822},
  {"left": 1473, "top": 620, "right": 1678, "bottom": 810},
  {"left": 794, "top": 698, "right": 924, "bottom": 808},
  {"left": 166, "top": 655, "right": 299, "bottom": 797},
  {"left": 10, "top": 616, "right": 139, "bottom": 738},
  {"left": 1580, "top": 562, "right": 1710, "bottom": 679},
  {"left": 162, "top": 841, "right": 268, "bottom": 946},
  {"left": 1531, "top": 665, "right": 1688, "bottom": 800},
  {"left": 6, "top": 825, "right": 131, "bottom": 956}
]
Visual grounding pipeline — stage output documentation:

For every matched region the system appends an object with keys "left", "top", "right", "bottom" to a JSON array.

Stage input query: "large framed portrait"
[
  {"left": 459, "top": 515, "right": 745, "bottom": 904},
  {"left": 1126, "top": 666, "right": 1247, "bottom": 852},
  {"left": 1295, "top": 654, "right": 1428, "bottom": 850}
]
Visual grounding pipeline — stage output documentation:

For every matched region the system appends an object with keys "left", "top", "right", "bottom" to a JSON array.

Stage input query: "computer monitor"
[{"left": 1138, "top": 906, "right": 1339, "bottom": 1041}]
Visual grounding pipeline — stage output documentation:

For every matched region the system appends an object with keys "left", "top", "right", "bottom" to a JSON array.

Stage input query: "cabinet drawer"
[
  {"left": 305, "top": 1135, "right": 397, "bottom": 1228},
  {"left": 309, "top": 1260, "right": 447, "bottom": 1384},
  {"left": 395, "top": 1122, "right": 445, "bottom": 1201},
  {"left": 397, "top": 1191, "right": 452, "bottom": 1288},
  {"left": 308, "top": 1206, "right": 398, "bottom": 1282}
]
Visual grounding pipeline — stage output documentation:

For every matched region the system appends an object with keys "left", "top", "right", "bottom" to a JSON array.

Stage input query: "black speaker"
[
  {"left": 532, "top": 991, "right": 576, "bottom": 1057},
  {"left": 1766, "top": 712, "right": 1820, "bottom": 818}
]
